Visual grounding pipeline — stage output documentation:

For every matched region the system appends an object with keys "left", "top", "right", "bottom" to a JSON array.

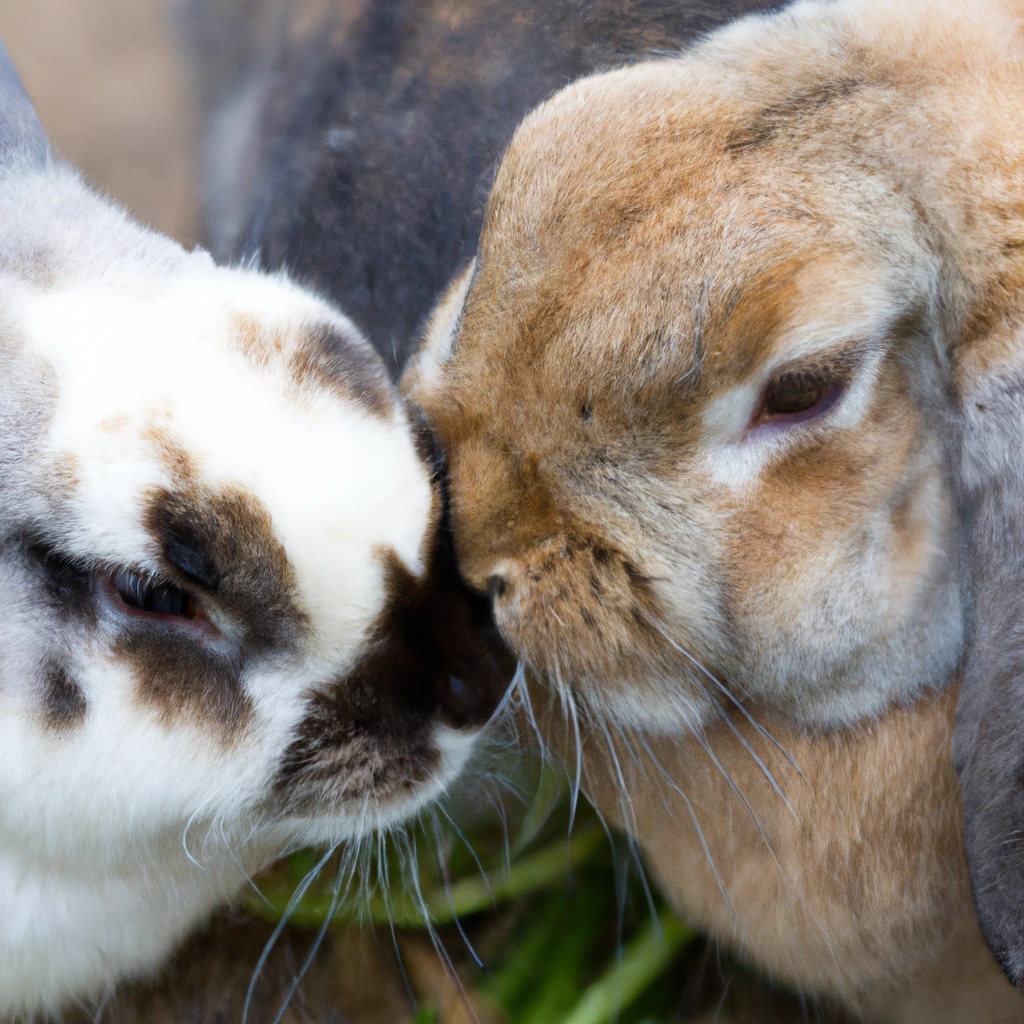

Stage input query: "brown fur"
[
  {"left": 273, "top": 538, "right": 513, "bottom": 815},
  {"left": 119, "top": 483, "right": 310, "bottom": 737},
  {"left": 404, "top": 0, "right": 1024, "bottom": 1018},
  {"left": 536, "top": 683, "right": 1020, "bottom": 1021},
  {"left": 233, "top": 314, "right": 397, "bottom": 418},
  {"left": 40, "top": 658, "right": 87, "bottom": 730}
]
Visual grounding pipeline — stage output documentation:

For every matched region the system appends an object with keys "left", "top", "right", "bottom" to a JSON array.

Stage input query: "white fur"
[{"left": 0, "top": 161, "right": 483, "bottom": 1016}]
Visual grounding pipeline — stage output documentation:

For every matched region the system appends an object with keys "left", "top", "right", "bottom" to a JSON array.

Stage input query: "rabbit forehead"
[{"left": 19, "top": 270, "right": 435, "bottom": 662}]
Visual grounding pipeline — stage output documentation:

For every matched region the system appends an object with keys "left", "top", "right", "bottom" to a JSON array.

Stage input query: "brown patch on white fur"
[
  {"left": 118, "top": 483, "right": 307, "bottom": 737},
  {"left": 233, "top": 313, "right": 395, "bottom": 417},
  {"left": 40, "top": 657, "right": 86, "bottom": 730},
  {"left": 273, "top": 539, "right": 512, "bottom": 816}
]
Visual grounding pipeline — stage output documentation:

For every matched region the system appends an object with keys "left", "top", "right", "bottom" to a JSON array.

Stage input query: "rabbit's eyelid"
[
  {"left": 99, "top": 567, "right": 224, "bottom": 640},
  {"left": 701, "top": 348, "right": 884, "bottom": 489},
  {"left": 747, "top": 355, "right": 858, "bottom": 429}
]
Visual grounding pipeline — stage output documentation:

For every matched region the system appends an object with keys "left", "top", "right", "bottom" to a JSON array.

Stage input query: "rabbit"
[
  {"left": 402, "top": 0, "right": 1024, "bottom": 1019},
  {"left": 175, "top": 0, "right": 779, "bottom": 375},
  {"left": 0, "top": 39, "right": 509, "bottom": 1020}
]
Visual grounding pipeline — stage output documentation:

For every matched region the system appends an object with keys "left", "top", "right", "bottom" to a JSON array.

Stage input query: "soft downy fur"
[
  {"left": 0, "top": 42, "right": 510, "bottom": 1019},
  {"left": 404, "top": 0, "right": 1024, "bottom": 1019},
  {"left": 175, "top": 0, "right": 780, "bottom": 374},
  {"left": 953, "top": 291, "right": 1024, "bottom": 977}
]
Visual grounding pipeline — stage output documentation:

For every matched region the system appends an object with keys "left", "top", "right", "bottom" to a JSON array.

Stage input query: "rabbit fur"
[
  {"left": 0, "top": 41, "right": 508, "bottom": 1018},
  {"left": 953, "top": 278, "right": 1024, "bottom": 977},
  {"left": 175, "top": 0, "right": 779, "bottom": 374},
  {"left": 404, "top": 0, "right": 1024, "bottom": 1018}
]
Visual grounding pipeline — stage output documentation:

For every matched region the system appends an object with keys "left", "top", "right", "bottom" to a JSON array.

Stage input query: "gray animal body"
[
  {"left": 181, "top": 0, "right": 778, "bottom": 374},
  {"left": 955, "top": 384, "right": 1024, "bottom": 989}
]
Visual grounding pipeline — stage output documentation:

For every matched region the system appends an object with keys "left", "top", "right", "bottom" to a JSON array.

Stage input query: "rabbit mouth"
[
  {"left": 270, "top": 538, "right": 514, "bottom": 829},
  {"left": 480, "top": 530, "right": 710, "bottom": 722}
]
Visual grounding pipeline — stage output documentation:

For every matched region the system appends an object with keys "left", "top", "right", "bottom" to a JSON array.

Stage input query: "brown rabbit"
[{"left": 404, "top": 0, "right": 1024, "bottom": 1018}]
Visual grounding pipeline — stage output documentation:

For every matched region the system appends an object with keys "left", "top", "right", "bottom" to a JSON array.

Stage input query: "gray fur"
[
  {"left": 0, "top": 39, "right": 48, "bottom": 169},
  {"left": 954, "top": 373, "right": 1024, "bottom": 988}
]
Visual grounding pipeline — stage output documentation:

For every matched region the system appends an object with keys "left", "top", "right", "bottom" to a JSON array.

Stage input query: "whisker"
[
  {"left": 610, "top": 720, "right": 677, "bottom": 824},
  {"left": 428, "top": 810, "right": 485, "bottom": 969},
  {"left": 402, "top": 828, "right": 483, "bottom": 1024},
  {"left": 241, "top": 844, "right": 337, "bottom": 1024},
  {"left": 181, "top": 800, "right": 211, "bottom": 869},
  {"left": 556, "top": 675, "right": 585, "bottom": 835},
  {"left": 435, "top": 802, "right": 493, "bottom": 903},
  {"left": 635, "top": 732, "right": 734, "bottom": 916},
  {"left": 268, "top": 856, "right": 349, "bottom": 1024},
  {"left": 713, "top": 702, "right": 798, "bottom": 819},
  {"left": 595, "top": 714, "right": 640, "bottom": 838},
  {"left": 688, "top": 716, "right": 779, "bottom": 851},
  {"left": 645, "top": 614, "right": 804, "bottom": 783}
]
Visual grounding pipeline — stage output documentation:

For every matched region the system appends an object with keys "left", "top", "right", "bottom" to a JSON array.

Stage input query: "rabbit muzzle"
[{"left": 271, "top": 530, "right": 513, "bottom": 823}]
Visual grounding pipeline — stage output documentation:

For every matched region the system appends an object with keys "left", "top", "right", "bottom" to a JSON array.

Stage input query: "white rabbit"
[
  {"left": 0, "top": 40, "right": 507, "bottom": 1018},
  {"left": 404, "top": 0, "right": 1024, "bottom": 1019}
]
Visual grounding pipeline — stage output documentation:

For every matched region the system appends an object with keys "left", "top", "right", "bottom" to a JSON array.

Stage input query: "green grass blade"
[
  {"left": 246, "top": 825, "right": 605, "bottom": 929},
  {"left": 557, "top": 912, "right": 695, "bottom": 1024}
]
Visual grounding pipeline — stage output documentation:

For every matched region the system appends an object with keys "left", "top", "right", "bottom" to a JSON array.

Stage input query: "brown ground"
[{"left": 0, "top": 0, "right": 201, "bottom": 244}]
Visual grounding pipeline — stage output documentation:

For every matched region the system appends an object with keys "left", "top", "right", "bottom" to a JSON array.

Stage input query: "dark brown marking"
[
  {"left": 274, "top": 535, "right": 512, "bottom": 815},
  {"left": 233, "top": 315, "right": 395, "bottom": 417},
  {"left": 115, "top": 485, "right": 309, "bottom": 739},
  {"left": 289, "top": 322, "right": 395, "bottom": 417},
  {"left": 41, "top": 659, "right": 86, "bottom": 730},
  {"left": 30, "top": 541, "right": 95, "bottom": 623},
  {"left": 725, "top": 78, "right": 862, "bottom": 152},
  {"left": 145, "top": 487, "right": 305, "bottom": 649}
]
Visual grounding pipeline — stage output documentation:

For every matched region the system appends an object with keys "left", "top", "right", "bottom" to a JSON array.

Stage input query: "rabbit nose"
[
  {"left": 431, "top": 575, "right": 513, "bottom": 727},
  {"left": 410, "top": 535, "right": 514, "bottom": 727},
  {"left": 487, "top": 574, "right": 508, "bottom": 600}
]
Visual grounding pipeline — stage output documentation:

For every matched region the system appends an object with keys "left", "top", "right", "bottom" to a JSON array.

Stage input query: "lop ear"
[
  {"left": 954, "top": 376, "right": 1024, "bottom": 988},
  {"left": 0, "top": 39, "right": 49, "bottom": 168}
]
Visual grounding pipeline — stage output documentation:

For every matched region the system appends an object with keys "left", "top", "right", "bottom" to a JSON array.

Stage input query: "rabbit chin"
[
  {"left": 0, "top": 716, "right": 479, "bottom": 1019},
  {"left": 0, "top": 162, "right": 507, "bottom": 1016}
]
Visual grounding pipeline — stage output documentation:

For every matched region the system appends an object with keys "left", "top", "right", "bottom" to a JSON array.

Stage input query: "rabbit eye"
[
  {"left": 757, "top": 366, "right": 846, "bottom": 426},
  {"left": 112, "top": 569, "right": 195, "bottom": 619}
]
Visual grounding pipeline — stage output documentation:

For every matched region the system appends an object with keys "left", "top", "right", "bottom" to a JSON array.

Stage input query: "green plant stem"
[
  {"left": 481, "top": 890, "right": 575, "bottom": 1013},
  {"left": 246, "top": 825, "right": 605, "bottom": 929},
  {"left": 558, "top": 912, "right": 695, "bottom": 1024}
]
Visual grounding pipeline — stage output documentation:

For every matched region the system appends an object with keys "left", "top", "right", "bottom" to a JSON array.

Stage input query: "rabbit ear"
[
  {"left": 0, "top": 39, "right": 48, "bottom": 168},
  {"left": 954, "top": 382, "right": 1024, "bottom": 988}
]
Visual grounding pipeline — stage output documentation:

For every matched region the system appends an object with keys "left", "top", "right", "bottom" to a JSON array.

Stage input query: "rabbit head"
[
  {"left": 0, "top": 42, "right": 508, "bottom": 1016},
  {"left": 405, "top": 0, "right": 1024, "bottom": 1010},
  {"left": 405, "top": 1, "right": 977, "bottom": 734}
]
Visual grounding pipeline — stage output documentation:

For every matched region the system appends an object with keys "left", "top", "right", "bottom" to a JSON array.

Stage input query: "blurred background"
[{"left": 0, "top": 0, "right": 200, "bottom": 244}]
